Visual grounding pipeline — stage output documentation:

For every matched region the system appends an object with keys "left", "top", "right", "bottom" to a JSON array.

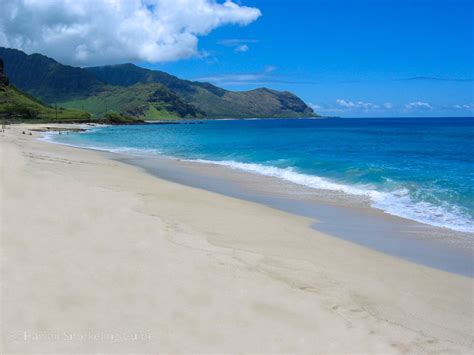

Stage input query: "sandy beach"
[{"left": 1, "top": 124, "right": 473, "bottom": 353}]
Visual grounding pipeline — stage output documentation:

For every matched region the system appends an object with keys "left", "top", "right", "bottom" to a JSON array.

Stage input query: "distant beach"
[{"left": 1, "top": 123, "right": 473, "bottom": 352}]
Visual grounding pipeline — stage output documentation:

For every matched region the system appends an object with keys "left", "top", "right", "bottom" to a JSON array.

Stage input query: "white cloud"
[
  {"left": 197, "top": 65, "right": 277, "bottom": 84},
  {"left": 234, "top": 44, "right": 249, "bottom": 53},
  {"left": 452, "top": 103, "right": 474, "bottom": 110},
  {"left": 0, "top": 0, "right": 261, "bottom": 66},
  {"left": 218, "top": 38, "right": 257, "bottom": 53},
  {"left": 336, "top": 99, "right": 356, "bottom": 108},
  {"left": 308, "top": 103, "right": 321, "bottom": 110},
  {"left": 336, "top": 99, "right": 380, "bottom": 110},
  {"left": 263, "top": 65, "right": 277, "bottom": 74},
  {"left": 383, "top": 102, "right": 393, "bottom": 109},
  {"left": 218, "top": 39, "right": 259, "bottom": 46},
  {"left": 405, "top": 101, "right": 432, "bottom": 110}
]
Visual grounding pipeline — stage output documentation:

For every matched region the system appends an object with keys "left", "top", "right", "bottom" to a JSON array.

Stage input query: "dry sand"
[{"left": 1, "top": 124, "right": 473, "bottom": 353}]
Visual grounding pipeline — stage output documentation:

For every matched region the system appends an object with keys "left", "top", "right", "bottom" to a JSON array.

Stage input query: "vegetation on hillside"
[
  {"left": 0, "top": 58, "right": 142, "bottom": 124},
  {"left": 0, "top": 58, "right": 91, "bottom": 122},
  {"left": 0, "top": 47, "right": 102, "bottom": 102},
  {"left": 0, "top": 86, "right": 91, "bottom": 122},
  {"left": 101, "top": 112, "right": 145, "bottom": 124},
  {"left": 85, "top": 63, "right": 316, "bottom": 118},
  {"left": 0, "top": 47, "right": 317, "bottom": 120},
  {"left": 59, "top": 83, "right": 203, "bottom": 119}
]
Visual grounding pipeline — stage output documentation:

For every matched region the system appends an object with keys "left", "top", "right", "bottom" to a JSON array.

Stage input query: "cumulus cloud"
[
  {"left": 405, "top": 101, "right": 432, "bottom": 110},
  {"left": 336, "top": 99, "right": 380, "bottom": 110},
  {"left": 0, "top": 0, "right": 261, "bottom": 66}
]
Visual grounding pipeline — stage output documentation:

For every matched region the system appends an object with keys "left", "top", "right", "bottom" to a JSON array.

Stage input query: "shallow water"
[
  {"left": 115, "top": 153, "right": 473, "bottom": 277},
  {"left": 51, "top": 117, "right": 474, "bottom": 233}
]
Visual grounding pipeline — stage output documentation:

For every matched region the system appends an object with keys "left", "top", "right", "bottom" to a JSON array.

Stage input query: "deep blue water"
[{"left": 50, "top": 117, "right": 474, "bottom": 233}]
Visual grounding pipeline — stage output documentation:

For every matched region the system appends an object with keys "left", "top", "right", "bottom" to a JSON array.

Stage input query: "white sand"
[{"left": 1, "top": 124, "right": 473, "bottom": 353}]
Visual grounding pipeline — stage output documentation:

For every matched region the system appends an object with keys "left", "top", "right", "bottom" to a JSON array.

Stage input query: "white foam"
[
  {"left": 41, "top": 131, "right": 474, "bottom": 234},
  {"left": 39, "top": 133, "right": 161, "bottom": 156},
  {"left": 187, "top": 159, "right": 474, "bottom": 233}
]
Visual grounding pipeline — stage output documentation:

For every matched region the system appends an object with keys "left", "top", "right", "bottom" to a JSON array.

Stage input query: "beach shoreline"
[
  {"left": 116, "top": 151, "right": 474, "bottom": 277},
  {"left": 1, "top": 123, "right": 473, "bottom": 353},
  {"left": 40, "top": 122, "right": 474, "bottom": 276},
  {"left": 42, "top": 118, "right": 474, "bottom": 235}
]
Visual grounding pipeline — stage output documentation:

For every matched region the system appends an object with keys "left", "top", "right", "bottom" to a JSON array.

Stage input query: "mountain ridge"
[
  {"left": 0, "top": 47, "right": 316, "bottom": 119},
  {"left": 0, "top": 57, "right": 91, "bottom": 122}
]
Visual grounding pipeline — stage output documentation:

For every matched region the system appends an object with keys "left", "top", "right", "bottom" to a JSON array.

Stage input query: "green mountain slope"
[
  {"left": 0, "top": 47, "right": 102, "bottom": 102},
  {"left": 0, "top": 59, "right": 91, "bottom": 122},
  {"left": 86, "top": 64, "right": 315, "bottom": 118},
  {"left": 0, "top": 47, "right": 316, "bottom": 119},
  {"left": 60, "top": 83, "right": 204, "bottom": 119}
]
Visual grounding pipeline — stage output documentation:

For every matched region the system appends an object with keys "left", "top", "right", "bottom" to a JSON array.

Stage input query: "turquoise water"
[{"left": 50, "top": 117, "right": 474, "bottom": 233}]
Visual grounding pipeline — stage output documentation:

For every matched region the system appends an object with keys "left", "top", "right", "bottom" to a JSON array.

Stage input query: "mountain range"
[
  {"left": 0, "top": 47, "right": 316, "bottom": 120},
  {"left": 0, "top": 57, "right": 91, "bottom": 122}
]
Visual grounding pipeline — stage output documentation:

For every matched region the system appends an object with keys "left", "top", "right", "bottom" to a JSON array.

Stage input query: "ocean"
[{"left": 50, "top": 117, "right": 474, "bottom": 234}]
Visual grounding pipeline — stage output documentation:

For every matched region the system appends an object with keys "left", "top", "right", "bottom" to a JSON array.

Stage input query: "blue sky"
[
  {"left": 2, "top": 0, "right": 472, "bottom": 117},
  {"left": 141, "top": 0, "right": 473, "bottom": 117}
]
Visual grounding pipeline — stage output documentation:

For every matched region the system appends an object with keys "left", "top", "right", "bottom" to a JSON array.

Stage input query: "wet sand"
[{"left": 118, "top": 153, "right": 474, "bottom": 277}]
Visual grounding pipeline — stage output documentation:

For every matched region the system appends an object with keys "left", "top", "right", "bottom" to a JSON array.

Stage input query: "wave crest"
[{"left": 189, "top": 159, "right": 474, "bottom": 233}]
